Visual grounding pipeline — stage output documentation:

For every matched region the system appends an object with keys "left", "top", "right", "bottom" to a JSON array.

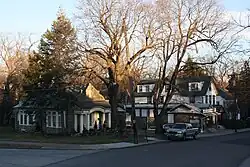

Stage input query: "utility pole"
[{"left": 231, "top": 72, "right": 238, "bottom": 132}]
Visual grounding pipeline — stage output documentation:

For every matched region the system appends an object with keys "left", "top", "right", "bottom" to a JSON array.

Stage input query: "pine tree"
[
  {"left": 179, "top": 56, "right": 207, "bottom": 77},
  {"left": 24, "top": 9, "right": 79, "bottom": 89}
]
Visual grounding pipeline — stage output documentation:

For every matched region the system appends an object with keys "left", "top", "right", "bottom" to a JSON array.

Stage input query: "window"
[
  {"left": 209, "top": 86, "right": 212, "bottom": 91},
  {"left": 138, "top": 85, "right": 143, "bottom": 92},
  {"left": 135, "top": 109, "right": 140, "bottom": 117},
  {"left": 19, "top": 111, "right": 30, "bottom": 125},
  {"left": 209, "top": 95, "right": 212, "bottom": 104},
  {"left": 212, "top": 95, "right": 216, "bottom": 105},
  {"left": 205, "top": 95, "right": 208, "bottom": 103},
  {"left": 141, "top": 109, "right": 148, "bottom": 117},
  {"left": 145, "top": 85, "right": 150, "bottom": 92},
  {"left": 147, "top": 97, "right": 151, "bottom": 103},
  {"left": 159, "top": 96, "right": 164, "bottom": 103},
  {"left": 165, "top": 84, "right": 169, "bottom": 92},
  {"left": 189, "top": 96, "right": 195, "bottom": 103},
  {"left": 190, "top": 83, "right": 199, "bottom": 91},
  {"left": 201, "top": 96, "right": 204, "bottom": 103},
  {"left": 216, "top": 101, "right": 220, "bottom": 105},
  {"left": 47, "top": 111, "right": 62, "bottom": 128}
]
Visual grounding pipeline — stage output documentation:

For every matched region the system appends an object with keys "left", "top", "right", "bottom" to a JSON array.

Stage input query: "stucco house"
[{"left": 13, "top": 83, "right": 123, "bottom": 134}]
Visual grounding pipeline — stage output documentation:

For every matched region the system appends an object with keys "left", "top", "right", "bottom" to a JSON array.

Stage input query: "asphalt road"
[{"left": 1, "top": 132, "right": 250, "bottom": 167}]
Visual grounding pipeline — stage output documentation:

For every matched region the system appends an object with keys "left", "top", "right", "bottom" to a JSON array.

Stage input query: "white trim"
[
  {"left": 46, "top": 111, "right": 62, "bottom": 128},
  {"left": 18, "top": 111, "right": 33, "bottom": 126},
  {"left": 89, "top": 107, "right": 105, "bottom": 114}
]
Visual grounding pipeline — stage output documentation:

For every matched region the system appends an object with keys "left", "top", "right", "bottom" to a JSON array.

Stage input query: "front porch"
[{"left": 74, "top": 107, "right": 111, "bottom": 133}]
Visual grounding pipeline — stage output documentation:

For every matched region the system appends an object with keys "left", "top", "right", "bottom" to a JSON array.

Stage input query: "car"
[
  {"left": 165, "top": 123, "right": 200, "bottom": 141},
  {"left": 162, "top": 123, "right": 174, "bottom": 131}
]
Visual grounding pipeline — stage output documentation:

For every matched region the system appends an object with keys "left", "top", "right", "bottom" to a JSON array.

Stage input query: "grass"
[{"left": 0, "top": 127, "right": 149, "bottom": 144}]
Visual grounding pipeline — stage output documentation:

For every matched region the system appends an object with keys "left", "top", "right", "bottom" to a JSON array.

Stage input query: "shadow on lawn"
[{"left": 0, "top": 127, "right": 151, "bottom": 144}]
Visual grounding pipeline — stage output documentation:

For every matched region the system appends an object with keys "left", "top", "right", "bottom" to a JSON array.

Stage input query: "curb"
[{"left": 239, "top": 157, "right": 250, "bottom": 167}]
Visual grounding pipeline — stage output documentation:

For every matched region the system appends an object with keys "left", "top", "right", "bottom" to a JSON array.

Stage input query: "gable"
[
  {"left": 85, "top": 83, "right": 105, "bottom": 101},
  {"left": 176, "top": 76, "right": 212, "bottom": 96}
]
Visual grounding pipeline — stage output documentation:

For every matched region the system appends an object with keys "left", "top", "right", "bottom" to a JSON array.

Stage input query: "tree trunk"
[
  {"left": 108, "top": 85, "right": 118, "bottom": 129},
  {"left": 153, "top": 102, "right": 163, "bottom": 134}
]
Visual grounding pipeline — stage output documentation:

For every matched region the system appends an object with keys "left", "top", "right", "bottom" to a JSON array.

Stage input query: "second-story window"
[
  {"left": 159, "top": 96, "right": 164, "bottom": 103},
  {"left": 189, "top": 96, "right": 195, "bottom": 103},
  {"left": 165, "top": 84, "right": 169, "bottom": 92},
  {"left": 145, "top": 85, "right": 150, "bottom": 92},
  {"left": 138, "top": 85, "right": 143, "bottom": 92},
  {"left": 209, "top": 95, "right": 212, "bottom": 104},
  {"left": 147, "top": 97, "right": 151, "bottom": 103},
  {"left": 212, "top": 95, "right": 216, "bottom": 105},
  {"left": 205, "top": 95, "right": 208, "bottom": 103}
]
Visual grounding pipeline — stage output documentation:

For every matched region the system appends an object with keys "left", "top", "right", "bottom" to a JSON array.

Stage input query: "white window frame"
[
  {"left": 47, "top": 111, "right": 62, "bottom": 128},
  {"left": 19, "top": 111, "right": 30, "bottom": 125}
]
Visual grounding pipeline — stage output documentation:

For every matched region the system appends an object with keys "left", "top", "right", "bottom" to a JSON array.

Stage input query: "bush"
[{"left": 221, "top": 120, "right": 247, "bottom": 129}]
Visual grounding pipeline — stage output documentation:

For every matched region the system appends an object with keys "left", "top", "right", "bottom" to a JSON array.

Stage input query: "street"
[{"left": 1, "top": 132, "right": 250, "bottom": 167}]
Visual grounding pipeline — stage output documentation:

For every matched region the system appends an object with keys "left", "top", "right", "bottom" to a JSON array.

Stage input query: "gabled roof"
[
  {"left": 176, "top": 76, "right": 212, "bottom": 96},
  {"left": 168, "top": 103, "right": 204, "bottom": 115},
  {"left": 14, "top": 84, "right": 111, "bottom": 110}
]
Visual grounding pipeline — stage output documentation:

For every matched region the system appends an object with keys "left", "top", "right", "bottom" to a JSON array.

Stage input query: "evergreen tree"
[
  {"left": 24, "top": 9, "right": 79, "bottom": 89},
  {"left": 179, "top": 56, "right": 207, "bottom": 77}
]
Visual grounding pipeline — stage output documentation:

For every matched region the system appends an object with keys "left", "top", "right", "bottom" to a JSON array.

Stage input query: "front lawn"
[{"left": 0, "top": 127, "right": 147, "bottom": 144}]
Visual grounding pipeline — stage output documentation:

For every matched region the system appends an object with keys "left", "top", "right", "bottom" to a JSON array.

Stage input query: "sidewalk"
[
  {"left": 198, "top": 128, "right": 250, "bottom": 138},
  {"left": 239, "top": 156, "right": 250, "bottom": 167},
  {"left": 0, "top": 137, "right": 166, "bottom": 150}
]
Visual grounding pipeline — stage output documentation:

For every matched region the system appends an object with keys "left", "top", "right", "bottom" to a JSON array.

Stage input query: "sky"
[{"left": 0, "top": 0, "right": 249, "bottom": 39}]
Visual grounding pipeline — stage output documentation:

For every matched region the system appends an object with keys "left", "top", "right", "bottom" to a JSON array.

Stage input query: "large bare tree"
[
  {"left": 0, "top": 33, "right": 36, "bottom": 125},
  {"left": 76, "top": 0, "right": 156, "bottom": 129},
  {"left": 151, "top": 0, "right": 239, "bottom": 132}
]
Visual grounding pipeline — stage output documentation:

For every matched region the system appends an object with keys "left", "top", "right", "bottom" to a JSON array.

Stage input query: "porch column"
[
  {"left": 80, "top": 114, "right": 84, "bottom": 133},
  {"left": 103, "top": 112, "right": 105, "bottom": 123},
  {"left": 86, "top": 114, "right": 90, "bottom": 130},
  {"left": 108, "top": 112, "right": 111, "bottom": 128},
  {"left": 74, "top": 114, "right": 77, "bottom": 132}
]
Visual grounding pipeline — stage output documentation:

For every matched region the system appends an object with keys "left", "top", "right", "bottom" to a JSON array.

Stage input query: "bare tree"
[
  {"left": 76, "top": 0, "right": 156, "bottom": 129},
  {"left": 151, "top": 0, "right": 239, "bottom": 132},
  {"left": 0, "top": 33, "right": 36, "bottom": 125}
]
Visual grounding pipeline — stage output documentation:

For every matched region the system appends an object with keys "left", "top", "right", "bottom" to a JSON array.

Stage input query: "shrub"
[{"left": 221, "top": 120, "right": 247, "bottom": 129}]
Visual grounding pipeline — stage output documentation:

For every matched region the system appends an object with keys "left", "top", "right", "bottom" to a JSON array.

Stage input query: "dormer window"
[
  {"left": 209, "top": 86, "right": 211, "bottom": 91},
  {"left": 188, "top": 81, "right": 204, "bottom": 91},
  {"left": 145, "top": 85, "right": 150, "bottom": 92},
  {"left": 189, "top": 83, "right": 199, "bottom": 91}
]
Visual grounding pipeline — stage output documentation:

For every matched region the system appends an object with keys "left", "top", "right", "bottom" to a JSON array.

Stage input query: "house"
[
  {"left": 175, "top": 76, "right": 233, "bottom": 126},
  {"left": 13, "top": 83, "right": 124, "bottom": 134},
  {"left": 125, "top": 76, "right": 231, "bottom": 128}
]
